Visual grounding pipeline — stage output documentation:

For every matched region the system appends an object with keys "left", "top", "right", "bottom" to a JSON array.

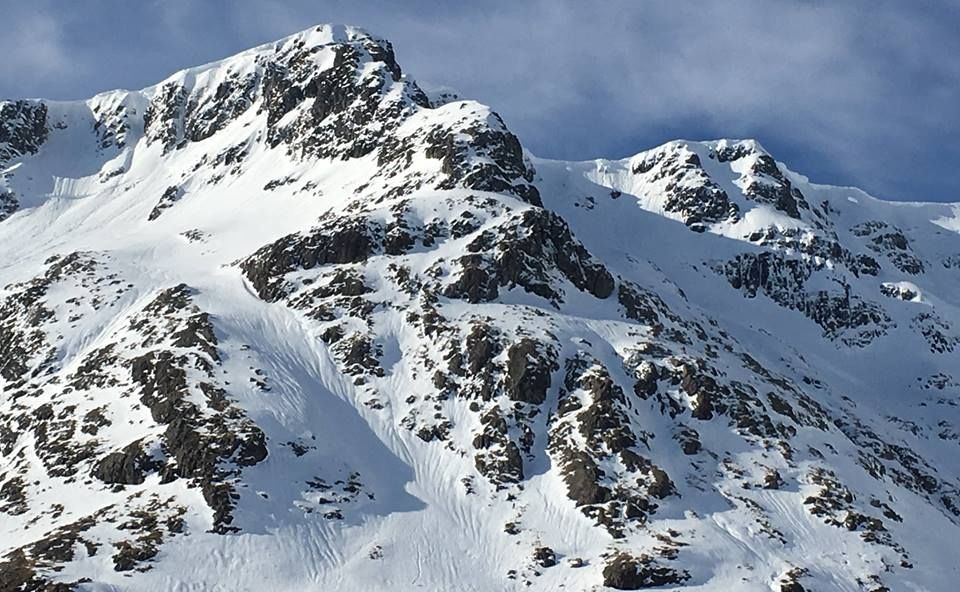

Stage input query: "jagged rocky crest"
[{"left": 2, "top": 23, "right": 960, "bottom": 592}]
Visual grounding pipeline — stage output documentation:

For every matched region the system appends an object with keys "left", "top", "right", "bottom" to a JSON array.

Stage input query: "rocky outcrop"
[
  {"left": 718, "top": 251, "right": 892, "bottom": 345},
  {"left": 446, "top": 208, "right": 614, "bottom": 304},
  {"left": 0, "top": 101, "right": 49, "bottom": 220},
  {"left": 632, "top": 144, "right": 737, "bottom": 228},
  {"left": 714, "top": 143, "right": 809, "bottom": 218},
  {"left": 0, "top": 100, "right": 48, "bottom": 164},
  {"left": 241, "top": 213, "right": 380, "bottom": 301},
  {"left": 504, "top": 339, "right": 555, "bottom": 404},
  {"left": 548, "top": 354, "right": 676, "bottom": 537},
  {"left": 418, "top": 112, "right": 541, "bottom": 205},
  {"left": 0, "top": 190, "right": 17, "bottom": 222},
  {"left": 125, "top": 285, "right": 268, "bottom": 532},
  {"left": 602, "top": 552, "right": 689, "bottom": 590},
  {"left": 92, "top": 441, "right": 155, "bottom": 485},
  {"left": 148, "top": 185, "right": 184, "bottom": 221}
]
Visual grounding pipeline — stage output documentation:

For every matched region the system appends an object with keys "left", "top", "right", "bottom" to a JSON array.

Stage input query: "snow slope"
[{"left": 1, "top": 24, "right": 959, "bottom": 592}]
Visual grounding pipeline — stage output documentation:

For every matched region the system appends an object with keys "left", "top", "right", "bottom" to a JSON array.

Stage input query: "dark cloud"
[{"left": 1, "top": 0, "right": 958, "bottom": 202}]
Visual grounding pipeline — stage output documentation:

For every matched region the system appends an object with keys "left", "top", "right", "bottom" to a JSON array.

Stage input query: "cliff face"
[{"left": 1, "top": 23, "right": 959, "bottom": 592}]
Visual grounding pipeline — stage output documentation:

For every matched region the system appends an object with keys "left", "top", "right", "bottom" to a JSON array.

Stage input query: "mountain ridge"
[{"left": 1, "top": 23, "right": 960, "bottom": 592}]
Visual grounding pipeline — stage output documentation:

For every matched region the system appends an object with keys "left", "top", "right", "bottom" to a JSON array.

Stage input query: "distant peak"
[
  {"left": 230, "top": 23, "right": 389, "bottom": 60},
  {"left": 705, "top": 138, "right": 769, "bottom": 157}
]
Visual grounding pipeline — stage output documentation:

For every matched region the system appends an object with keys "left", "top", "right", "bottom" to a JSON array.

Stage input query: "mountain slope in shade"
[{"left": 1, "top": 24, "right": 960, "bottom": 592}]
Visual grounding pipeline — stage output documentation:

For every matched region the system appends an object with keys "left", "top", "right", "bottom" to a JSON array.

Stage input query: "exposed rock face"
[
  {"left": 2, "top": 22, "right": 960, "bottom": 592},
  {"left": 241, "top": 212, "right": 380, "bottom": 301},
  {"left": 0, "top": 100, "right": 48, "bottom": 220},
  {"left": 880, "top": 282, "right": 917, "bottom": 301},
  {"left": 602, "top": 552, "right": 689, "bottom": 590},
  {"left": 139, "top": 30, "right": 414, "bottom": 157},
  {"left": 0, "top": 190, "right": 18, "bottom": 222},
  {"left": 0, "top": 262, "right": 268, "bottom": 585},
  {"left": 445, "top": 208, "right": 614, "bottom": 305},
  {"left": 546, "top": 353, "right": 681, "bottom": 538},
  {"left": 504, "top": 338, "right": 555, "bottom": 404},
  {"left": 853, "top": 221, "right": 926, "bottom": 275},
  {"left": 92, "top": 441, "right": 154, "bottom": 485},
  {"left": 124, "top": 285, "right": 268, "bottom": 532},
  {"left": 420, "top": 113, "right": 542, "bottom": 206},
  {"left": 715, "top": 144, "right": 809, "bottom": 218},
  {"left": 630, "top": 143, "right": 737, "bottom": 228},
  {"left": 718, "top": 251, "right": 892, "bottom": 346},
  {"left": 148, "top": 185, "right": 184, "bottom": 221},
  {"left": 0, "top": 101, "right": 48, "bottom": 164},
  {"left": 532, "top": 546, "right": 557, "bottom": 568}
]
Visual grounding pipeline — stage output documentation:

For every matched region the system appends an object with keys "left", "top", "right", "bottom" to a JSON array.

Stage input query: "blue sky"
[{"left": 2, "top": 0, "right": 958, "bottom": 202}]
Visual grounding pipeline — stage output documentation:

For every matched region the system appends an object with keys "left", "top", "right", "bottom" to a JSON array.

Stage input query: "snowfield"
[{"left": 1, "top": 23, "right": 959, "bottom": 592}]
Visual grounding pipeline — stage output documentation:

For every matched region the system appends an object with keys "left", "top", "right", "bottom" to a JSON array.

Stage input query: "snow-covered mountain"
[{"left": 2, "top": 24, "right": 959, "bottom": 592}]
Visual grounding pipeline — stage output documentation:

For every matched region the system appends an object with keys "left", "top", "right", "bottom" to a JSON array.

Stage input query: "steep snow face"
[{"left": 2, "top": 25, "right": 960, "bottom": 592}]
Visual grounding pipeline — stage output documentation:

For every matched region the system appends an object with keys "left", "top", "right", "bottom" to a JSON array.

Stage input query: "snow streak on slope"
[{"left": 1, "top": 23, "right": 960, "bottom": 592}]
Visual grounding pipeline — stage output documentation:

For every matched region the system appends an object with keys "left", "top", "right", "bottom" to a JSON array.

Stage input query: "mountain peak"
[
  {"left": 138, "top": 24, "right": 397, "bottom": 94},
  {"left": 704, "top": 137, "right": 770, "bottom": 157},
  {"left": 0, "top": 23, "right": 540, "bottom": 221}
]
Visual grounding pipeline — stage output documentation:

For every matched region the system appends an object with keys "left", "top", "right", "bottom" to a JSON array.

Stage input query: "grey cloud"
[
  {"left": 0, "top": 0, "right": 958, "bottom": 202},
  {"left": 0, "top": 3, "right": 85, "bottom": 88}
]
